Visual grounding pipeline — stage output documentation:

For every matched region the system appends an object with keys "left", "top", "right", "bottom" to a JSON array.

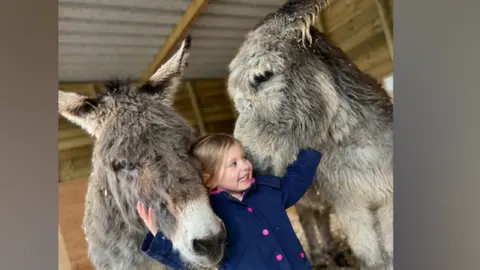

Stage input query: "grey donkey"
[
  {"left": 58, "top": 36, "right": 227, "bottom": 270},
  {"left": 227, "top": 1, "right": 393, "bottom": 270}
]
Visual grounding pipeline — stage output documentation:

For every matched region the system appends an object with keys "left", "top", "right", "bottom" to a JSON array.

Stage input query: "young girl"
[{"left": 137, "top": 133, "right": 322, "bottom": 270}]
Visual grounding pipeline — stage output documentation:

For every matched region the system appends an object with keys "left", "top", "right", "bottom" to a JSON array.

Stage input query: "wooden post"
[{"left": 185, "top": 82, "right": 207, "bottom": 135}]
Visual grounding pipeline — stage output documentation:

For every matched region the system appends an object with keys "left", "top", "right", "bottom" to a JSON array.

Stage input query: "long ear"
[
  {"left": 138, "top": 35, "right": 192, "bottom": 106},
  {"left": 58, "top": 90, "right": 99, "bottom": 136},
  {"left": 276, "top": 0, "right": 328, "bottom": 46}
]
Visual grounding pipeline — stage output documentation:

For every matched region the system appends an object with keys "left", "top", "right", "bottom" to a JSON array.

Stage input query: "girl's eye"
[{"left": 230, "top": 161, "right": 237, "bottom": 167}]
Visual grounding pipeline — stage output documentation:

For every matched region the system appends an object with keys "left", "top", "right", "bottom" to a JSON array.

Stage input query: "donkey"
[
  {"left": 58, "top": 36, "right": 226, "bottom": 270},
  {"left": 227, "top": 1, "right": 393, "bottom": 270}
]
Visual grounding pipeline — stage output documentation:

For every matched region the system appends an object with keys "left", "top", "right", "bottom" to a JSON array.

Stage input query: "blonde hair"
[{"left": 189, "top": 133, "right": 242, "bottom": 190}]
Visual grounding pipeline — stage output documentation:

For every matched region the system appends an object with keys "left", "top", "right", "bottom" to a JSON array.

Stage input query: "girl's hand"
[{"left": 137, "top": 202, "right": 158, "bottom": 236}]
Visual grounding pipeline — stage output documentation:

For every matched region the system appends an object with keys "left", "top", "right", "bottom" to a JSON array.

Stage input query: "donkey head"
[
  {"left": 228, "top": 0, "right": 392, "bottom": 152},
  {"left": 58, "top": 36, "right": 226, "bottom": 268}
]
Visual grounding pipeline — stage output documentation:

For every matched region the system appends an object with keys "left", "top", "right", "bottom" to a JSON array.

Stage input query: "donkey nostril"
[{"left": 192, "top": 239, "right": 213, "bottom": 256}]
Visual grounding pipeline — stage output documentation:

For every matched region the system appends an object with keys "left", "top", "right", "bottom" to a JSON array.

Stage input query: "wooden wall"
[{"left": 59, "top": 178, "right": 94, "bottom": 270}]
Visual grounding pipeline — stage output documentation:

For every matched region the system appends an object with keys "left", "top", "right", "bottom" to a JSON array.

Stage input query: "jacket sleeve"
[
  {"left": 140, "top": 231, "right": 189, "bottom": 270},
  {"left": 280, "top": 148, "right": 322, "bottom": 208}
]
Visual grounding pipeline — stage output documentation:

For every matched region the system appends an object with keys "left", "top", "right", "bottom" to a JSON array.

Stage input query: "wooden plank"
[
  {"left": 329, "top": 2, "right": 380, "bottom": 46},
  {"left": 59, "top": 136, "right": 93, "bottom": 151},
  {"left": 59, "top": 156, "right": 93, "bottom": 182},
  {"left": 206, "top": 118, "right": 236, "bottom": 134},
  {"left": 196, "top": 88, "right": 228, "bottom": 100},
  {"left": 338, "top": 19, "right": 383, "bottom": 54},
  {"left": 59, "top": 116, "right": 79, "bottom": 131},
  {"left": 193, "top": 79, "right": 226, "bottom": 90},
  {"left": 58, "top": 226, "right": 72, "bottom": 270},
  {"left": 203, "top": 112, "right": 235, "bottom": 123},
  {"left": 365, "top": 58, "right": 393, "bottom": 80},
  {"left": 323, "top": 0, "right": 374, "bottom": 33},
  {"left": 374, "top": 0, "right": 394, "bottom": 60},
  {"left": 139, "top": 0, "right": 210, "bottom": 83},
  {"left": 59, "top": 128, "right": 88, "bottom": 140},
  {"left": 197, "top": 93, "right": 230, "bottom": 107},
  {"left": 346, "top": 32, "right": 386, "bottom": 60},
  {"left": 58, "top": 178, "right": 94, "bottom": 270},
  {"left": 173, "top": 99, "right": 196, "bottom": 111},
  {"left": 353, "top": 40, "right": 391, "bottom": 72},
  {"left": 59, "top": 145, "right": 92, "bottom": 162}
]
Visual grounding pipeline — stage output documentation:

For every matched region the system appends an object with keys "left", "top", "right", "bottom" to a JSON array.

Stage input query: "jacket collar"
[{"left": 208, "top": 175, "right": 281, "bottom": 198}]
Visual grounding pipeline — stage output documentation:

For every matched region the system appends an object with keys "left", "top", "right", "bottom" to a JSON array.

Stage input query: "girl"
[{"left": 137, "top": 133, "right": 322, "bottom": 270}]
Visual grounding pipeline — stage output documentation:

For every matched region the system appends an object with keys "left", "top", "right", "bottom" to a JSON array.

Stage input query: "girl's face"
[{"left": 214, "top": 142, "right": 253, "bottom": 197}]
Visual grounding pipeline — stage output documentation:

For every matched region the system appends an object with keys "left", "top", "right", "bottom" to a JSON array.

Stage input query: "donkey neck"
[{"left": 324, "top": 96, "right": 393, "bottom": 148}]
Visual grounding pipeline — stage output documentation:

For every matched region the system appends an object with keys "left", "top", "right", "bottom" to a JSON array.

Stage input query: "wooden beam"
[
  {"left": 59, "top": 136, "right": 93, "bottom": 151},
  {"left": 374, "top": 0, "right": 393, "bottom": 60},
  {"left": 139, "top": 0, "right": 209, "bottom": 83},
  {"left": 185, "top": 82, "right": 206, "bottom": 135}
]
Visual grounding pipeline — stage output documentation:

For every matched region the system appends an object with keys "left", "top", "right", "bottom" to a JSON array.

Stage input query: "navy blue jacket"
[{"left": 141, "top": 148, "right": 322, "bottom": 270}]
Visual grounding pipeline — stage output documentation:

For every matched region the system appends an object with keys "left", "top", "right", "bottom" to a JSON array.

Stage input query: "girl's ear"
[
  {"left": 203, "top": 173, "right": 216, "bottom": 189},
  {"left": 203, "top": 173, "right": 212, "bottom": 183}
]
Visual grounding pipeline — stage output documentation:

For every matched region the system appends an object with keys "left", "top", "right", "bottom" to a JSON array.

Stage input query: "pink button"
[
  {"left": 262, "top": 229, "right": 269, "bottom": 236},
  {"left": 276, "top": 254, "right": 283, "bottom": 261},
  {"left": 247, "top": 207, "right": 253, "bottom": 212},
  {"left": 300, "top": 252, "right": 305, "bottom": 258}
]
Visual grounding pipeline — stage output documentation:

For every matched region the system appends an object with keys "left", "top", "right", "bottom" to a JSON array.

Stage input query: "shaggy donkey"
[
  {"left": 227, "top": 1, "right": 393, "bottom": 270},
  {"left": 58, "top": 36, "right": 226, "bottom": 270}
]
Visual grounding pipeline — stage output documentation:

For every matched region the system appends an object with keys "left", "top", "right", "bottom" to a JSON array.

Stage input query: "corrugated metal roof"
[
  {"left": 58, "top": 0, "right": 287, "bottom": 82},
  {"left": 184, "top": 0, "right": 286, "bottom": 79}
]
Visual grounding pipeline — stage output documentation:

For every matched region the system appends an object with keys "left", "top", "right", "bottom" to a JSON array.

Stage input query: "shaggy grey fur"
[
  {"left": 227, "top": 1, "right": 393, "bottom": 270},
  {"left": 58, "top": 36, "right": 226, "bottom": 270}
]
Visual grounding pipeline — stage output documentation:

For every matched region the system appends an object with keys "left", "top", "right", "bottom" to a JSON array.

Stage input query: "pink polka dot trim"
[
  {"left": 262, "top": 229, "right": 269, "bottom": 236},
  {"left": 276, "top": 254, "right": 283, "bottom": 261},
  {"left": 300, "top": 252, "right": 305, "bottom": 258},
  {"left": 247, "top": 207, "right": 253, "bottom": 212}
]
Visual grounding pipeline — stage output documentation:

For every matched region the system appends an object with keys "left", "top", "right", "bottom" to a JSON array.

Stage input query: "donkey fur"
[
  {"left": 227, "top": 1, "right": 393, "bottom": 270},
  {"left": 58, "top": 36, "right": 226, "bottom": 270}
]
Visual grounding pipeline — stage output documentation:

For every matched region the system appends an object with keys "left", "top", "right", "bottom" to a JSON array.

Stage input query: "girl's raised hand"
[{"left": 136, "top": 202, "right": 158, "bottom": 236}]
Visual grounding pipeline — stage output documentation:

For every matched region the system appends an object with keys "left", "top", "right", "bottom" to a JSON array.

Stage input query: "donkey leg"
[
  {"left": 375, "top": 199, "right": 393, "bottom": 269},
  {"left": 296, "top": 204, "right": 333, "bottom": 267},
  {"left": 335, "top": 204, "right": 383, "bottom": 270}
]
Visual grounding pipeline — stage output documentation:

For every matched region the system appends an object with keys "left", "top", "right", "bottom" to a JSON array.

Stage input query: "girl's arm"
[
  {"left": 279, "top": 148, "right": 322, "bottom": 208},
  {"left": 140, "top": 231, "right": 189, "bottom": 269}
]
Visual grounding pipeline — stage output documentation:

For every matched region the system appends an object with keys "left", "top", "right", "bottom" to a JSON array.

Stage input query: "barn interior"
[{"left": 58, "top": 0, "right": 394, "bottom": 269}]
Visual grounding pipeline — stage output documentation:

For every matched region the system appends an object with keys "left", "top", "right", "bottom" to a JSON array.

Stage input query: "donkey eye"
[
  {"left": 111, "top": 160, "right": 138, "bottom": 172},
  {"left": 253, "top": 71, "right": 274, "bottom": 85}
]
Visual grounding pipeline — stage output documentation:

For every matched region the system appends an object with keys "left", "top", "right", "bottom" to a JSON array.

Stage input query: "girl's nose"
[{"left": 241, "top": 159, "right": 252, "bottom": 169}]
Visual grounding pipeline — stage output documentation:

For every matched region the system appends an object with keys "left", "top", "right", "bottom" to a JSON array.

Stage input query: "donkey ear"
[
  {"left": 277, "top": 0, "right": 328, "bottom": 45},
  {"left": 138, "top": 35, "right": 192, "bottom": 106},
  {"left": 58, "top": 90, "right": 99, "bottom": 136}
]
